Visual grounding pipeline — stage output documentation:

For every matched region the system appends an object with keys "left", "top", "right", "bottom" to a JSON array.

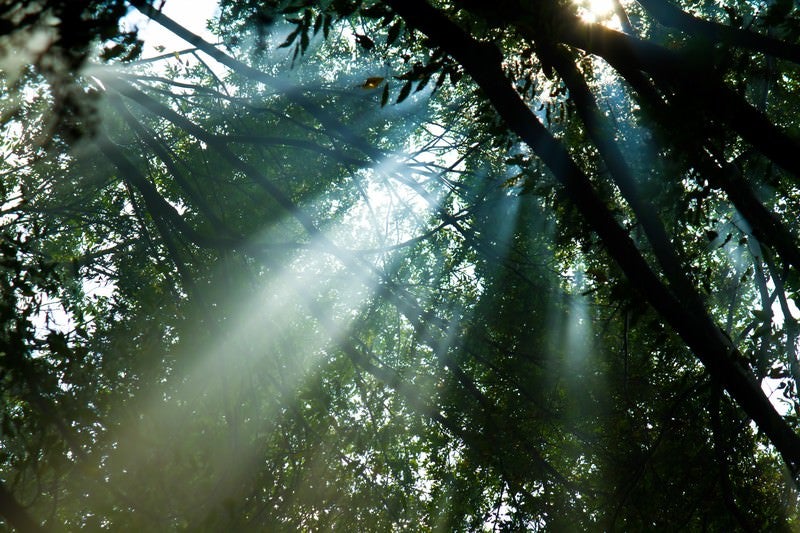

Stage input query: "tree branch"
[
  {"left": 636, "top": 0, "right": 800, "bottom": 65},
  {"left": 0, "top": 481, "right": 45, "bottom": 533},
  {"left": 387, "top": 0, "right": 800, "bottom": 474}
]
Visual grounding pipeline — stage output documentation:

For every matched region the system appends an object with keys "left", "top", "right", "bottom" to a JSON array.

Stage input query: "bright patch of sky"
[
  {"left": 116, "top": 0, "right": 227, "bottom": 79},
  {"left": 122, "top": 0, "right": 220, "bottom": 56},
  {"left": 575, "top": 0, "right": 625, "bottom": 30}
]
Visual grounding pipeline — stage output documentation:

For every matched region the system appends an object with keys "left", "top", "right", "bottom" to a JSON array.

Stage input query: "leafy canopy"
[{"left": 1, "top": 0, "right": 800, "bottom": 530}]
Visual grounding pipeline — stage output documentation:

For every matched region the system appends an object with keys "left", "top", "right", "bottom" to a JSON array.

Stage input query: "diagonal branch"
[
  {"left": 386, "top": 0, "right": 800, "bottom": 475},
  {"left": 603, "top": 52, "right": 800, "bottom": 276},
  {"left": 537, "top": 42, "right": 697, "bottom": 307},
  {"left": 551, "top": 18, "right": 800, "bottom": 182},
  {"left": 636, "top": 0, "right": 800, "bottom": 65}
]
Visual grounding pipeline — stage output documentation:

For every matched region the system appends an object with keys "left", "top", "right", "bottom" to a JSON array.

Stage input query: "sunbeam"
[{"left": 8, "top": 0, "right": 800, "bottom": 528}]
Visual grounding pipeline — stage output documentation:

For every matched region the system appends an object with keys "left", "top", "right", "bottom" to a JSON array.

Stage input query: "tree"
[{"left": 2, "top": 0, "right": 800, "bottom": 529}]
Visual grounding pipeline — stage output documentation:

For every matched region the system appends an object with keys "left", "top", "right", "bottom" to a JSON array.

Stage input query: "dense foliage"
[{"left": 2, "top": 0, "right": 800, "bottom": 529}]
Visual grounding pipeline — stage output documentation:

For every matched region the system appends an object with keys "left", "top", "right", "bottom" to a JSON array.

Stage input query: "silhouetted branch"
[
  {"left": 636, "top": 0, "right": 800, "bottom": 65},
  {"left": 0, "top": 481, "right": 45, "bottom": 533},
  {"left": 388, "top": 0, "right": 800, "bottom": 475}
]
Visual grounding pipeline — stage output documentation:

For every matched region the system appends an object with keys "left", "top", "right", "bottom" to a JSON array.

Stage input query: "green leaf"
[{"left": 753, "top": 323, "right": 772, "bottom": 338}]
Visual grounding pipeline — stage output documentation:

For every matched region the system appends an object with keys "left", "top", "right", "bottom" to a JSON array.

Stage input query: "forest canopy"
[{"left": 2, "top": 0, "right": 800, "bottom": 530}]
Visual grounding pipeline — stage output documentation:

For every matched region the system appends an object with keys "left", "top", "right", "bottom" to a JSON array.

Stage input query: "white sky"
[{"left": 122, "top": 0, "right": 220, "bottom": 56}]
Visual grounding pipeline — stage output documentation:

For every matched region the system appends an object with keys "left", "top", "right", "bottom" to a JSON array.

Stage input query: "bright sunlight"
[{"left": 576, "top": 0, "right": 617, "bottom": 23}]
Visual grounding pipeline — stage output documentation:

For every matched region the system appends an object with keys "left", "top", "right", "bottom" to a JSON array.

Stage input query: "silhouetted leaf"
[
  {"left": 381, "top": 83, "right": 390, "bottom": 106},
  {"left": 313, "top": 13, "right": 323, "bottom": 34},
  {"left": 355, "top": 34, "right": 375, "bottom": 51},
  {"left": 396, "top": 80, "right": 412, "bottom": 103},
  {"left": 387, "top": 21, "right": 402, "bottom": 46}
]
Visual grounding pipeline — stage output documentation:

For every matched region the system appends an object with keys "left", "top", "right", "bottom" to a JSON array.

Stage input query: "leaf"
[
  {"left": 434, "top": 70, "right": 448, "bottom": 90},
  {"left": 396, "top": 80, "right": 412, "bottom": 103},
  {"left": 381, "top": 83, "right": 390, "bottom": 107},
  {"left": 505, "top": 154, "right": 527, "bottom": 166},
  {"left": 769, "top": 367, "right": 788, "bottom": 379},
  {"left": 753, "top": 323, "right": 772, "bottom": 338},
  {"left": 415, "top": 74, "right": 431, "bottom": 93},
  {"left": 361, "top": 77, "right": 385, "bottom": 90},
  {"left": 47, "top": 331, "right": 71, "bottom": 359},
  {"left": 279, "top": 28, "right": 301, "bottom": 48},
  {"left": 313, "top": 13, "right": 323, "bottom": 35},
  {"left": 300, "top": 29, "right": 310, "bottom": 54},
  {"left": 387, "top": 21, "right": 402, "bottom": 46},
  {"left": 765, "top": 0, "right": 792, "bottom": 24},
  {"left": 323, "top": 14, "right": 332, "bottom": 39},
  {"left": 100, "top": 44, "right": 125, "bottom": 61},
  {"left": 360, "top": 4, "right": 390, "bottom": 19},
  {"left": 355, "top": 34, "right": 375, "bottom": 51}
]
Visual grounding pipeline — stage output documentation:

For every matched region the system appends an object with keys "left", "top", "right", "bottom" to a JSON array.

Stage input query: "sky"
[{"left": 122, "top": 0, "right": 220, "bottom": 56}]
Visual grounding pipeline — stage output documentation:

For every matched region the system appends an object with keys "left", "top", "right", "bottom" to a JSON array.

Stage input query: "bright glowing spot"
[
  {"left": 575, "top": 0, "right": 617, "bottom": 23},
  {"left": 588, "top": 0, "right": 614, "bottom": 16},
  {"left": 121, "top": 0, "right": 219, "bottom": 56}
]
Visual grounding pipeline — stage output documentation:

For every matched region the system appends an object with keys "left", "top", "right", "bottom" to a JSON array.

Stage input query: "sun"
[{"left": 576, "top": 0, "right": 616, "bottom": 22}]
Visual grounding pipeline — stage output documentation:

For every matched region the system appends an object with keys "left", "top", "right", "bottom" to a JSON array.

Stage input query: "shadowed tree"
[{"left": 1, "top": 0, "right": 800, "bottom": 529}]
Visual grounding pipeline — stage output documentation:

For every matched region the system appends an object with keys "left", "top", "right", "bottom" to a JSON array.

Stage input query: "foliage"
[{"left": 1, "top": 0, "right": 800, "bottom": 530}]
